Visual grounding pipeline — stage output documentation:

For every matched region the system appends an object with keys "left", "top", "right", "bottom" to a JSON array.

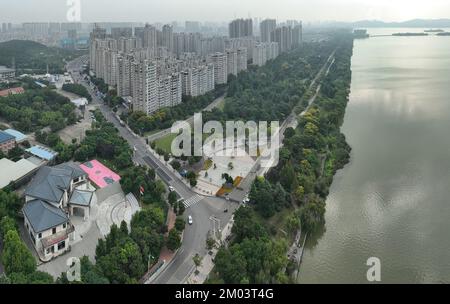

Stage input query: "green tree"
[
  {"left": 166, "top": 229, "right": 181, "bottom": 251},
  {"left": 2, "top": 230, "right": 36, "bottom": 275}
]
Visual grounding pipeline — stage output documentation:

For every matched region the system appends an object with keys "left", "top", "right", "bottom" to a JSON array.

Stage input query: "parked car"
[
  {"left": 169, "top": 186, "right": 175, "bottom": 192},
  {"left": 188, "top": 215, "right": 193, "bottom": 225}
]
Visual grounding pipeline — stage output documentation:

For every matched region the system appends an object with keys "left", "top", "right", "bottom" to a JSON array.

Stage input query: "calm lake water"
[{"left": 298, "top": 28, "right": 450, "bottom": 283}]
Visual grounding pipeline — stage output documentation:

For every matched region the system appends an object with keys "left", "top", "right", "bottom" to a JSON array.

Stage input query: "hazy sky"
[{"left": 1, "top": 0, "right": 450, "bottom": 23}]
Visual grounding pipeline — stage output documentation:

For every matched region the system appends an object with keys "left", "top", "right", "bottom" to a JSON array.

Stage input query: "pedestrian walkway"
[{"left": 183, "top": 195, "right": 204, "bottom": 209}]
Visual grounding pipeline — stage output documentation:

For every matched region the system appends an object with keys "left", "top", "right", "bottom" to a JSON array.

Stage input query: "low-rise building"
[
  {"left": 3, "top": 128, "right": 28, "bottom": 143},
  {"left": 0, "top": 66, "right": 15, "bottom": 81},
  {"left": 0, "top": 130, "right": 16, "bottom": 154},
  {"left": 25, "top": 145, "right": 58, "bottom": 164},
  {"left": 0, "top": 158, "right": 38, "bottom": 189},
  {"left": 23, "top": 163, "right": 90, "bottom": 261}
]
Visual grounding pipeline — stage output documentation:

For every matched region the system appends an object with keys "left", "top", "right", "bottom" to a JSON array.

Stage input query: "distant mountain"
[
  {"left": 353, "top": 19, "right": 450, "bottom": 28},
  {"left": 309, "top": 19, "right": 450, "bottom": 29}
]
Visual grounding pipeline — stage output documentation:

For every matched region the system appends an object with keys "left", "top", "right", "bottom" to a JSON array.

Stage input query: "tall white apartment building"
[
  {"left": 159, "top": 73, "right": 182, "bottom": 108},
  {"left": 210, "top": 52, "right": 228, "bottom": 85},
  {"left": 181, "top": 68, "right": 199, "bottom": 97},
  {"left": 252, "top": 42, "right": 279, "bottom": 66},
  {"left": 225, "top": 38, "right": 256, "bottom": 61},
  {"left": 131, "top": 60, "right": 159, "bottom": 115},
  {"left": 104, "top": 50, "right": 118, "bottom": 86},
  {"left": 143, "top": 24, "right": 157, "bottom": 50},
  {"left": 118, "top": 37, "right": 137, "bottom": 53},
  {"left": 260, "top": 19, "right": 277, "bottom": 42},
  {"left": 226, "top": 49, "right": 238, "bottom": 77},
  {"left": 116, "top": 54, "right": 133, "bottom": 97},
  {"left": 236, "top": 47, "right": 248, "bottom": 73},
  {"left": 181, "top": 64, "right": 215, "bottom": 97},
  {"left": 253, "top": 44, "right": 267, "bottom": 67},
  {"left": 162, "top": 24, "right": 174, "bottom": 53},
  {"left": 204, "top": 64, "right": 215, "bottom": 94}
]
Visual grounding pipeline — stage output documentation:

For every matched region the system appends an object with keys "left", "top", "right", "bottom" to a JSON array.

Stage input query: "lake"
[{"left": 298, "top": 28, "right": 450, "bottom": 283}]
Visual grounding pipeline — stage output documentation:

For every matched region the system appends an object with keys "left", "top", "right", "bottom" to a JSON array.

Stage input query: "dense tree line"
[
  {"left": 62, "top": 83, "right": 92, "bottom": 101},
  {"left": 120, "top": 166, "right": 167, "bottom": 211},
  {"left": 0, "top": 215, "right": 54, "bottom": 284},
  {"left": 211, "top": 207, "right": 289, "bottom": 284},
  {"left": 266, "top": 32, "right": 354, "bottom": 232},
  {"left": 0, "top": 87, "right": 77, "bottom": 132},
  {"left": 73, "top": 110, "right": 133, "bottom": 171},
  {"left": 57, "top": 207, "right": 166, "bottom": 284},
  {"left": 122, "top": 84, "right": 227, "bottom": 135},
  {"left": 0, "top": 40, "right": 86, "bottom": 74}
]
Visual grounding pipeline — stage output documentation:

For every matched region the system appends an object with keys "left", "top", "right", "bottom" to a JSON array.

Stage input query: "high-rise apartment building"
[
  {"left": 210, "top": 52, "right": 228, "bottom": 85},
  {"left": 260, "top": 19, "right": 277, "bottom": 42},
  {"left": 143, "top": 24, "right": 157, "bottom": 50},
  {"left": 226, "top": 49, "right": 238, "bottom": 76},
  {"left": 116, "top": 54, "right": 133, "bottom": 97},
  {"left": 253, "top": 42, "right": 279, "bottom": 66},
  {"left": 236, "top": 47, "right": 248, "bottom": 73},
  {"left": 229, "top": 19, "right": 253, "bottom": 38},
  {"left": 111, "top": 27, "right": 133, "bottom": 39},
  {"left": 292, "top": 23, "right": 303, "bottom": 46},
  {"left": 271, "top": 26, "right": 293, "bottom": 53},
  {"left": 162, "top": 24, "right": 174, "bottom": 53},
  {"left": 131, "top": 60, "right": 159, "bottom": 115}
]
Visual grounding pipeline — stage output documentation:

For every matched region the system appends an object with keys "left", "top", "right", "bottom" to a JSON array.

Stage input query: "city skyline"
[{"left": 1, "top": 0, "right": 450, "bottom": 23}]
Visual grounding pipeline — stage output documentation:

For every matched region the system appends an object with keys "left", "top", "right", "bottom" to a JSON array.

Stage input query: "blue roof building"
[
  {"left": 4, "top": 129, "right": 27, "bottom": 142},
  {"left": 26, "top": 146, "right": 58, "bottom": 161},
  {"left": 0, "top": 130, "right": 15, "bottom": 144}
]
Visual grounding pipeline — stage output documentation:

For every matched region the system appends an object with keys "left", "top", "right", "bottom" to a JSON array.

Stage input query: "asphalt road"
[{"left": 66, "top": 56, "right": 236, "bottom": 284}]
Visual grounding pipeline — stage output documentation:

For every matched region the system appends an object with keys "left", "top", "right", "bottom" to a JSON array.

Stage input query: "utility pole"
[{"left": 209, "top": 216, "right": 221, "bottom": 242}]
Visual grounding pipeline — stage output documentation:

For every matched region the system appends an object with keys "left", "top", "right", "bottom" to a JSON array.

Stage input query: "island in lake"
[{"left": 392, "top": 32, "right": 429, "bottom": 36}]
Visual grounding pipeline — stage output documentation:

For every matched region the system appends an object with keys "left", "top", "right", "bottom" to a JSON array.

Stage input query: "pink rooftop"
[{"left": 79, "top": 160, "right": 121, "bottom": 188}]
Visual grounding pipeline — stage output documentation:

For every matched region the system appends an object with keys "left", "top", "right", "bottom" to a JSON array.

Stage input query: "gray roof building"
[
  {"left": 25, "top": 164, "right": 87, "bottom": 205},
  {"left": 55, "top": 162, "right": 86, "bottom": 180},
  {"left": 23, "top": 199, "right": 69, "bottom": 233},
  {"left": 69, "top": 189, "right": 93, "bottom": 207}
]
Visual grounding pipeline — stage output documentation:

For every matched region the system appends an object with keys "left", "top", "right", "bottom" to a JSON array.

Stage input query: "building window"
[
  {"left": 52, "top": 227, "right": 56, "bottom": 235},
  {"left": 38, "top": 233, "right": 42, "bottom": 239},
  {"left": 63, "top": 223, "right": 67, "bottom": 229},
  {"left": 58, "top": 241, "right": 66, "bottom": 251}
]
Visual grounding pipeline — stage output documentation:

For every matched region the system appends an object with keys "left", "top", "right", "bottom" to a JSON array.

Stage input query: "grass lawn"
[
  {"left": 154, "top": 133, "right": 178, "bottom": 155},
  {"left": 216, "top": 98, "right": 226, "bottom": 111},
  {"left": 144, "top": 129, "right": 163, "bottom": 137}
]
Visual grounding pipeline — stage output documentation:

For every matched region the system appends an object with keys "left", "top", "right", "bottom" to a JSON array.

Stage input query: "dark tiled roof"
[
  {"left": 69, "top": 190, "right": 93, "bottom": 207},
  {"left": 23, "top": 199, "right": 69, "bottom": 233},
  {"left": 55, "top": 162, "right": 86, "bottom": 180},
  {"left": 0, "top": 131, "right": 15, "bottom": 144},
  {"left": 24, "top": 163, "right": 86, "bottom": 204}
]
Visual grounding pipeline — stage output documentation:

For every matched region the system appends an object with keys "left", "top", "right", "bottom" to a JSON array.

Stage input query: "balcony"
[{"left": 41, "top": 224, "right": 74, "bottom": 248}]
